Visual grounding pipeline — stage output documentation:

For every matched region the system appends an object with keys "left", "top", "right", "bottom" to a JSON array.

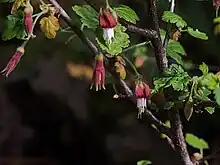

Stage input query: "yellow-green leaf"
[
  {"left": 40, "top": 15, "right": 60, "bottom": 39},
  {"left": 115, "top": 62, "right": 126, "bottom": 79},
  {"left": 114, "top": 5, "right": 139, "bottom": 24},
  {"left": 187, "top": 27, "right": 208, "bottom": 40},
  {"left": 185, "top": 133, "right": 209, "bottom": 150},
  {"left": 11, "top": 0, "right": 24, "bottom": 14}
]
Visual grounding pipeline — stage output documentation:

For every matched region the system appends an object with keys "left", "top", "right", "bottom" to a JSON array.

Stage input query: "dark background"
[{"left": 0, "top": 0, "right": 220, "bottom": 165}]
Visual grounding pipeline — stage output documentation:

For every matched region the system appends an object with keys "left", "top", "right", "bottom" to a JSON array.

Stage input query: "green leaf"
[
  {"left": 72, "top": 5, "right": 98, "bottom": 30},
  {"left": 214, "top": 87, "right": 220, "bottom": 105},
  {"left": 199, "top": 62, "right": 209, "bottom": 75},
  {"left": 194, "top": 88, "right": 211, "bottom": 101},
  {"left": 162, "top": 11, "right": 187, "bottom": 28},
  {"left": 96, "top": 24, "right": 130, "bottom": 55},
  {"left": 137, "top": 160, "right": 152, "bottom": 165},
  {"left": 204, "top": 107, "right": 215, "bottom": 114},
  {"left": 187, "top": 27, "right": 208, "bottom": 40},
  {"left": 166, "top": 40, "right": 185, "bottom": 64},
  {"left": 184, "top": 101, "right": 194, "bottom": 121},
  {"left": 167, "top": 48, "right": 183, "bottom": 65},
  {"left": 159, "top": 29, "right": 166, "bottom": 41},
  {"left": 213, "top": 17, "right": 220, "bottom": 23},
  {"left": 160, "top": 120, "right": 171, "bottom": 139},
  {"left": 0, "top": 0, "right": 14, "bottom": 2},
  {"left": 168, "top": 40, "right": 186, "bottom": 55},
  {"left": 153, "top": 64, "right": 190, "bottom": 92},
  {"left": 185, "top": 133, "right": 209, "bottom": 150},
  {"left": 200, "top": 73, "right": 218, "bottom": 90},
  {"left": 114, "top": 5, "right": 139, "bottom": 24},
  {"left": 2, "top": 10, "right": 27, "bottom": 40},
  {"left": 164, "top": 101, "right": 174, "bottom": 110}
]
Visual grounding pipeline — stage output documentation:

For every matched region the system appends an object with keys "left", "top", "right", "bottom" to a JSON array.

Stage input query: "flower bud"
[
  {"left": 90, "top": 54, "right": 105, "bottom": 91},
  {"left": 135, "top": 81, "right": 150, "bottom": 118},
  {"left": 1, "top": 47, "right": 25, "bottom": 77},
  {"left": 24, "top": 7, "right": 33, "bottom": 36}
]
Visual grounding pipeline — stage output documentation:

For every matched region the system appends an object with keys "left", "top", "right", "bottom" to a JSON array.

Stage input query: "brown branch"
[
  {"left": 145, "top": 110, "right": 171, "bottom": 137},
  {"left": 169, "top": 109, "right": 193, "bottom": 165},
  {"left": 147, "top": 0, "right": 193, "bottom": 164},
  {"left": 196, "top": 100, "right": 219, "bottom": 109},
  {"left": 48, "top": 0, "right": 171, "bottom": 139},
  {"left": 125, "top": 24, "right": 168, "bottom": 72}
]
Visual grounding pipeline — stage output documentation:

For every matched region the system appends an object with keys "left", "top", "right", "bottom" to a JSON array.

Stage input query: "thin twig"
[
  {"left": 147, "top": 0, "right": 193, "bottom": 164},
  {"left": 145, "top": 110, "right": 171, "bottom": 137},
  {"left": 123, "top": 41, "right": 150, "bottom": 53}
]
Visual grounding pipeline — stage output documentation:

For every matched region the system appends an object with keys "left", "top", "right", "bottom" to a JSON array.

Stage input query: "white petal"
[
  {"left": 103, "top": 28, "right": 114, "bottom": 43},
  {"left": 137, "top": 98, "right": 142, "bottom": 108},
  {"left": 143, "top": 98, "right": 147, "bottom": 108}
]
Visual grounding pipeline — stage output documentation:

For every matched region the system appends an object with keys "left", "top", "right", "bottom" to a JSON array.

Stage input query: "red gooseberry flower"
[
  {"left": 90, "top": 54, "right": 105, "bottom": 91},
  {"left": 213, "top": 0, "right": 220, "bottom": 16},
  {"left": 99, "top": 7, "right": 118, "bottom": 43},
  {"left": 213, "top": 0, "right": 220, "bottom": 7},
  {"left": 1, "top": 47, "right": 25, "bottom": 77},
  {"left": 135, "top": 81, "right": 150, "bottom": 118},
  {"left": 24, "top": 6, "right": 33, "bottom": 36}
]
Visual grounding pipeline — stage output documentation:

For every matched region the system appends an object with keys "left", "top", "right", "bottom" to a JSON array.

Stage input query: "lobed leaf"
[
  {"left": 114, "top": 5, "right": 139, "bottom": 24},
  {"left": 2, "top": 10, "right": 27, "bottom": 40},
  {"left": 185, "top": 133, "right": 209, "bottom": 150},
  {"left": 187, "top": 27, "right": 208, "bottom": 40},
  {"left": 162, "top": 11, "right": 187, "bottom": 28},
  {"left": 72, "top": 5, "right": 99, "bottom": 30}
]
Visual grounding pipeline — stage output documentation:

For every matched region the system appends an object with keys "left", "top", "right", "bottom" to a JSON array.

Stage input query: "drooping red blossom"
[
  {"left": 24, "top": 7, "right": 33, "bottom": 35},
  {"left": 213, "top": 0, "right": 220, "bottom": 7},
  {"left": 135, "top": 81, "right": 150, "bottom": 118},
  {"left": 99, "top": 8, "right": 118, "bottom": 28},
  {"left": 1, "top": 47, "right": 25, "bottom": 77},
  {"left": 135, "top": 81, "right": 150, "bottom": 98},
  {"left": 90, "top": 54, "right": 105, "bottom": 91}
]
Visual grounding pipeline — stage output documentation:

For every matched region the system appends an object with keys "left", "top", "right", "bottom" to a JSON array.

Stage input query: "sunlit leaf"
[
  {"left": 187, "top": 27, "right": 208, "bottom": 40},
  {"left": 40, "top": 15, "right": 60, "bottom": 39},
  {"left": 185, "top": 133, "right": 209, "bottom": 150},
  {"left": 11, "top": 0, "right": 24, "bottom": 14},
  {"left": 2, "top": 10, "right": 27, "bottom": 40},
  {"left": 66, "top": 62, "right": 93, "bottom": 79},
  {"left": 72, "top": 5, "right": 98, "bottom": 30},
  {"left": 115, "top": 61, "right": 126, "bottom": 79},
  {"left": 137, "top": 160, "right": 152, "bottom": 165},
  {"left": 114, "top": 5, "right": 139, "bottom": 24},
  {"left": 214, "top": 87, "right": 220, "bottom": 105},
  {"left": 204, "top": 107, "right": 215, "bottom": 114},
  {"left": 162, "top": 11, "right": 187, "bottom": 28},
  {"left": 199, "top": 62, "right": 209, "bottom": 75}
]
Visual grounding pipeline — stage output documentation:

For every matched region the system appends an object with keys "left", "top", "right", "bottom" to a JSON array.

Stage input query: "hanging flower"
[
  {"left": 135, "top": 81, "right": 150, "bottom": 118},
  {"left": 213, "top": 0, "right": 220, "bottom": 7},
  {"left": 99, "top": 7, "right": 118, "bottom": 43},
  {"left": 24, "top": 6, "right": 33, "bottom": 35},
  {"left": 90, "top": 54, "right": 105, "bottom": 91},
  {"left": 213, "top": 0, "right": 220, "bottom": 16},
  {"left": 1, "top": 46, "right": 25, "bottom": 77}
]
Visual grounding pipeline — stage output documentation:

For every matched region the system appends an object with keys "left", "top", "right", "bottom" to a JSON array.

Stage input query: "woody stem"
[
  {"left": 123, "top": 56, "right": 140, "bottom": 78},
  {"left": 123, "top": 41, "right": 150, "bottom": 53},
  {"left": 21, "top": 10, "right": 47, "bottom": 47},
  {"left": 105, "top": 0, "right": 110, "bottom": 8}
]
